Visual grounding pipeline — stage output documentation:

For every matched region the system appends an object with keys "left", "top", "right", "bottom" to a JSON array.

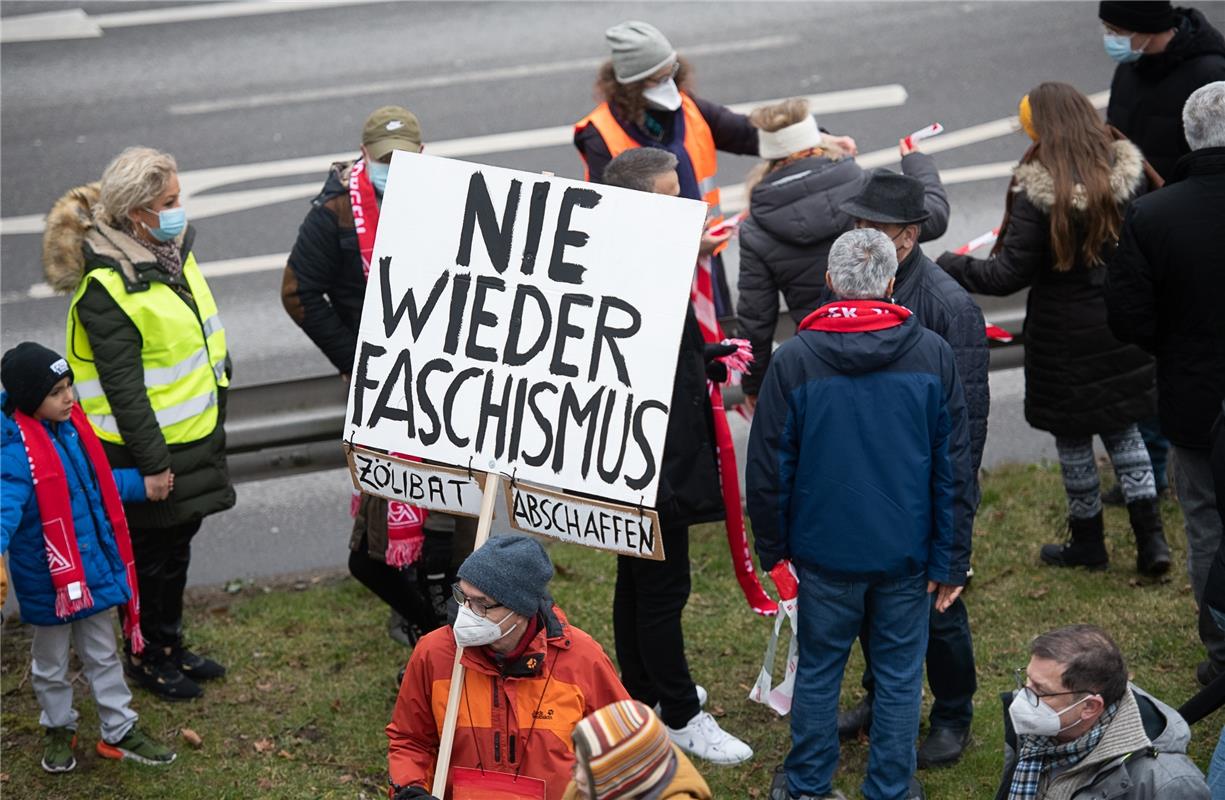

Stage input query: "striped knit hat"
[{"left": 572, "top": 700, "right": 677, "bottom": 799}]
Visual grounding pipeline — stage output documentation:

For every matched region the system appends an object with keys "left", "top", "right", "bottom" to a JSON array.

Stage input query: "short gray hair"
[
  {"left": 97, "top": 146, "right": 179, "bottom": 227},
  {"left": 602, "top": 148, "right": 678, "bottom": 192},
  {"left": 826, "top": 228, "right": 898, "bottom": 299},
  {"left": 1183, "top": 81, "right": 1225, "bottom": 150},
  {"left": 1030, "top": 625, "right": 1128, "bottom": 706}
]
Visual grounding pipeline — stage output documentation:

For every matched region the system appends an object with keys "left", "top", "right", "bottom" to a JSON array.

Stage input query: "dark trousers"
[
  {"left": 1139, "top": 415, "right": 1170, "bottom": 491},
  {"left": 128, "top": 519, "right": 202, "bottom": 649},
  {"left": 348, "top": 529, "right": 447, "bottom": 635},
  {"left": 613, "top": 522, "right": 700, "bottom": 729},
  {"left": 860, "top": 596, "right": 977, "bottom": 729}
]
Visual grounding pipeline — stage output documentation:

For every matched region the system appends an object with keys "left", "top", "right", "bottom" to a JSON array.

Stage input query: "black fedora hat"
[{"left": 840, "top": 170, "right": 930, "bottom": 225}]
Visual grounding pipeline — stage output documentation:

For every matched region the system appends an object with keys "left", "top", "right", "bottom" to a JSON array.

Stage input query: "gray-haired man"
[{"left": 749, "top": 228, "right": 970, "bottom": 800}]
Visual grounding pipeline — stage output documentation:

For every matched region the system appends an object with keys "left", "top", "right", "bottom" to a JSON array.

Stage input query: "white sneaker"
[
  {"left": 666, "top": 711, "right": 753, "bottom": 765},
  {"left": 654, "top": 684, "right": 708, "bottom": 718}
]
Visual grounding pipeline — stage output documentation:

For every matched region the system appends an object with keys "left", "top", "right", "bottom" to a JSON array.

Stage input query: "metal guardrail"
[{"left": 224, "top": 318, "right": 1026, "bottom": 484}]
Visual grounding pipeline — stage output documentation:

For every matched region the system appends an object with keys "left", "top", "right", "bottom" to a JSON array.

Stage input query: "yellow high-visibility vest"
[{"left": 66, "top": 253, "right": 229, "bottom": 445}]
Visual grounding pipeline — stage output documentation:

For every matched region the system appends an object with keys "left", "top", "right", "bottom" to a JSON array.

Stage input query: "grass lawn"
[{"left": 2, "top": 463, "right": 1221, "bottom": 799}]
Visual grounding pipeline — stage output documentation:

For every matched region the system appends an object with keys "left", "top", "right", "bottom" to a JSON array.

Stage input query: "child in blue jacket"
[{"left": 1, "top": 342, "right": 175, "bottom": 773}]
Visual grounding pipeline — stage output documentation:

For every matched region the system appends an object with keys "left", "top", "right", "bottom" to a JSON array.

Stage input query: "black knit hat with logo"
[{"left": 1, "top": 342, "right": 74, "bottom": 415}]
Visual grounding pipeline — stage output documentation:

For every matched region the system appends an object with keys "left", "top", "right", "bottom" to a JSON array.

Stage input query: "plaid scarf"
[{"left": 1007, "top": 702, "right": 1119, "bottom": 800}]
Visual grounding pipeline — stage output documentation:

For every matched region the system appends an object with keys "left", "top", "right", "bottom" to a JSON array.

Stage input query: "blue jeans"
[
  {"left": 787, "top": 569, "right": 930, "bottom": 800},
  {"left": 1209, "top": 724, "right": 1225, "bottom": 800}
]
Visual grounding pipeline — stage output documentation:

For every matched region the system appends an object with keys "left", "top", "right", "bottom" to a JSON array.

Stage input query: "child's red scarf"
[
  {"left": 12, "top": 404, "right": 145, "bottom": 653},
  {"left": 349, "top": 158, "right": 425, "bottom": 567},
  {"left": 799, "top": 299, "right": 912, "bottom": 332}
]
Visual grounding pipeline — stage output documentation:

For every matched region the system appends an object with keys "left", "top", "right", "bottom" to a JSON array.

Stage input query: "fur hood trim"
[
  {"left": 1012, "top": 139, "right": 1145, "bottom": 213},
  {"left": 42, "top": 183, "right": 179, "bottom": 294}
]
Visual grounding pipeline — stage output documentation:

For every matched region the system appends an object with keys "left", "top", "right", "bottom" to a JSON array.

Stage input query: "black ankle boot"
[
  {"left": 1040, "top": 512, "right": 1108, "bottom": 569},
  {"left": 1127, "top": 498, "right": 1171, "bottom": 576}
]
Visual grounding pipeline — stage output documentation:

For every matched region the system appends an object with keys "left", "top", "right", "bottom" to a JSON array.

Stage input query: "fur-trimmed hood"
[
  {"left": 41, "top": 183, "right": 187, "bottom": 294},
  {"left": 1012, "top": 139, "right": 1146, "bottom": 213}
]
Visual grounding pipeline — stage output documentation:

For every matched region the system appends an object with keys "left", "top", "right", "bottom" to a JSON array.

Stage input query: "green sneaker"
[
  {"left": 42, "top": 726, "right": 77, "bottom": 773},
  {"left": 96, "top": 726, "right": 176, "bottom": 766}
]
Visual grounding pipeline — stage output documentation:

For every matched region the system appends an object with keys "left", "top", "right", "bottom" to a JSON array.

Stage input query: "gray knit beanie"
[
  {"left": 606, "top": 20, "right": 676, "bottom": 84},
  {"left": 457, "top": 535, "right": 554, "bottom": 618}
]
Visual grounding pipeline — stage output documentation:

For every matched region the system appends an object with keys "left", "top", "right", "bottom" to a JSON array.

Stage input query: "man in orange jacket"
[{"left": 386, "top": 536, "right": 629, "bottom": 800}]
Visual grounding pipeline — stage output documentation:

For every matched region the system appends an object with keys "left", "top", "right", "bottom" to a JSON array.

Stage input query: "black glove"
[
  {"left": 393, "top": 785, "right": 439, "bottom": 800},
  {"left": 703, "top": 342, "right": 738, "bottom": 383}
]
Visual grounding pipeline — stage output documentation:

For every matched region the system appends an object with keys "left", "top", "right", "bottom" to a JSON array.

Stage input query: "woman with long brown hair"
[{"left": 937, "top": 82, "right": 1168, "bottom": 576}]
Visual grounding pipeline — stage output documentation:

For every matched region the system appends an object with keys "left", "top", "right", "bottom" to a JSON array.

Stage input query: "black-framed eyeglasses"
[
  {"left": 643, "top": 61, "right": 681, "bottom": 87},
  {"left": 452, "top": 583, "right": 504, "bottom": 618},
  {"left": 1013, "top": 668, "right": 1092, "bottom": 707}
]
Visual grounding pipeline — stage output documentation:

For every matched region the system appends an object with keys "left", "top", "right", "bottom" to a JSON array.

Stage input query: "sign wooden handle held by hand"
[{"left": 431, "top": 470, "right": 501, "bottom": 799}]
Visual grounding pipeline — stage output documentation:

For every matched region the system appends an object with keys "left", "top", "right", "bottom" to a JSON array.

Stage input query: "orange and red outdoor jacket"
[{"left": 386, "top": 605, "right": 629, "bottom": 800}]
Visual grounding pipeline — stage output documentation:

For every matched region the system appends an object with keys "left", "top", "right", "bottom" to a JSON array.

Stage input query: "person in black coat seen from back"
[
  {"left": 736, "top": 97, "right": 951, "bottom": 405},
  {"left": 937, "top": 82, "right": 1169, "bottom": 577},
  {"left": 1105, "top": 81, "right": 1225, "bottom": 686},
  {"left": 830, "top": 170, "right": 988, "bottom": 771}
]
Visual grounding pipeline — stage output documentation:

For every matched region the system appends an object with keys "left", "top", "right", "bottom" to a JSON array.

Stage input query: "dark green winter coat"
[{"left": 44, "top": 183, "right": 236, "bottom": 529}]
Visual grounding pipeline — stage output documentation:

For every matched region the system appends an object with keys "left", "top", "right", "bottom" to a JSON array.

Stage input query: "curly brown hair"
[{"left": 594, "top": 57, "right": 693, "bottom": 127}]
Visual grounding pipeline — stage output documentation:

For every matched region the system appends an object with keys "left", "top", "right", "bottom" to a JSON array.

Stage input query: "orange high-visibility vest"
[{"left": 575, "top": 93, "right": 723, "bottom": 225}]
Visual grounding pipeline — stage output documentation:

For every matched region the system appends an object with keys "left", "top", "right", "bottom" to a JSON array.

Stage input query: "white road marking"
[
  {"left": 1, "top": 0, "right": 402, "bottom": 44},
  {"left": 1, "top": 84, "right": 908, "bottom": 237},
  {"left": 1, "top": 88, "right": 1110, "bottom": 305},
  {"left": 169, "top": 35, "right": 799, "bottom": 115}
]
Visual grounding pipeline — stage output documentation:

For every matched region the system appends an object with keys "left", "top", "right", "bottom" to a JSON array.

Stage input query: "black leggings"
[
  {"left": 348, "top": 537, "right": 444, "bottom": 636},
  {"left": 128, "top": 519, "right": 201, "bottom": 649}
]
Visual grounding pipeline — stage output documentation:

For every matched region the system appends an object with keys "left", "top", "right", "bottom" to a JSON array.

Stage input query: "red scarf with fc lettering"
[
  {"left": 349, "top": 158, "right": 425, "bottom": 567},
  {"left": 799, "top": 299, "right": 912, "bottom": 332},
  {"left": 13, "top": 404, "right": 144, "bottom": 652}
]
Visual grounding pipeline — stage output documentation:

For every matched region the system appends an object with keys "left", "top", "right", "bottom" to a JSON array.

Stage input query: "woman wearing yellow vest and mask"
[{"left": 43, "top": 147, "right": 235, "bottom": 701}]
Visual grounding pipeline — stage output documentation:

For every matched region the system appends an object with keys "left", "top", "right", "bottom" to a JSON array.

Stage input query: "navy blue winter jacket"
[
  {"left": 746, "top": 312, "right": 972, "bottom": 585},
  {"left": 1, "top": 393, "right": 145, "bottom": 625}
]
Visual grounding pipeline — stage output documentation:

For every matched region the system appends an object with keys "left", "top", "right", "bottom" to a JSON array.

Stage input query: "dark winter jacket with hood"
[
  {"left": 1, "top": 396, "right": 146, "bottom": 626},
  {"left": 42, "top": 185, "right": 236, "bottom": 529},
  {"left": 746, "top": 311, "right": 972, "bottom": 586},
  {"left": 938, "top": 140, "right": 1155, "bottom": 438},
  {"left": 737, "top": 151, "right": 950, "bottom": 396},
  {"left": 1106, "top": 6, "right": 1225, "bottom": 180},
  {"left": 1106, "top": 147, "right": 1225, "bottom": 449},
  {"left": 281, "top": 160, "right": 368, "bottom": 375}
]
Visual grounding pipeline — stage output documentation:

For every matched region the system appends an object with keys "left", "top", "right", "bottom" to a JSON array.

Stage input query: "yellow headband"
[{"left": 1018, "top": 95, "right": 1038, "bottom": 141}]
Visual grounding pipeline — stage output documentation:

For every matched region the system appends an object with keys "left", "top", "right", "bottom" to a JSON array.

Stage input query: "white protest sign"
[
  {"left": 504, "top": 480, "right": 664, "bottom": 560},
  {"left": 345, "top": 152, "right": 706, "bottom": 507},
  {"left": 346, "top": 446, "right": 485, "bottom": 516}
]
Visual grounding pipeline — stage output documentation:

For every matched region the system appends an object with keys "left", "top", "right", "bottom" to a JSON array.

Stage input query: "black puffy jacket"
[
  {"left": 1106, "top": 6, "right": 1225, "bottom": 181},
  {"left": 1106, "top": 147, "right": 1225, "bottom": 449},
  {"left": 655, "top": 306, "right": 724, "bottom": 529},
  {"left": 281, "top": 161, "right": 368, "bottom": 374},
  {"left": 938, "top": 140, "right": 1155, "bottom": 438},
  {"left": 737, "top": 152, "right": 949, "bottom": 396}
]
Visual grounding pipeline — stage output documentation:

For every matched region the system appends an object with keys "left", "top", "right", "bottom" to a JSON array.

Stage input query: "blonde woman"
[{"left": 44, "top": 147, "right": 235, "bottom": 700}]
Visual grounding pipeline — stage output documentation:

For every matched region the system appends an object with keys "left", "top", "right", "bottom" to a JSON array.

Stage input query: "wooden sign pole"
[{"left": 430, "top": 470, "right": 501, "bottom": 798}]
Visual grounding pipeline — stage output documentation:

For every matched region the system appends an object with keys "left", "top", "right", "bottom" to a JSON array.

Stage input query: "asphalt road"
[{"left": 1, "top": 0, "right": 1136, "bottom": 586}]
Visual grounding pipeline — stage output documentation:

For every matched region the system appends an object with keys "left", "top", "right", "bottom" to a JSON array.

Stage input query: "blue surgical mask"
[
  {"left": 1103, "top": 32, "right": 1146, "bottom": 63},
  {"left": 143, "top": 206, "right": 186, "bottom": 242},
  {"left": 366, "top": 160, "right": 390, "bottom": 193}
]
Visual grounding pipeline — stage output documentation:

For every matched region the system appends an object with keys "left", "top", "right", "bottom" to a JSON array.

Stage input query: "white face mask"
[
  {"left": 1008, "top": 691, "right": 1093, "bottom": 738},
  {"left": 642, "top": 78, "right": 682, "bottom": 111},
  {"left": 452, "top": 603, "right": 518, "bottom": 648}
]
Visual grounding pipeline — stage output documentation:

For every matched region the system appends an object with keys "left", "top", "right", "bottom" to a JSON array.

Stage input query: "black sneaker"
[
  {"left": 171, "top": 645, "right": 226, "bottom": 681},
  {"left": 125, "top": 651, "right": 203, "bottom": 700}
]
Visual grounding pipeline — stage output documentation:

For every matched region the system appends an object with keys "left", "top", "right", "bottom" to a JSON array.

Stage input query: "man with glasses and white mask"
[
  {"left": 385, "top": 536, "right": 628, "bottom": 800},
  {"left": 999, "top": 625, "right": 1208, "bottom": 800}
]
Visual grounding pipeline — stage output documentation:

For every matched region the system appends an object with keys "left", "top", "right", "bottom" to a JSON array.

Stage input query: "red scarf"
[
  {"left": 799, "top": 299, "right": 912, "bottom": 332},
  {"left": 349, "top": 158, "right": 425, "bottom": 566},
  {"left": 12, "top": 404, "right": 144, "bottom": 653}
]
